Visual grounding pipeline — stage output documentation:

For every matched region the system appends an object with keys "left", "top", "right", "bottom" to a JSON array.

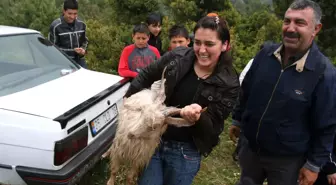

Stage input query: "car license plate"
[{"left": 90, "top": 104, "right": 118, "bottom": 136}]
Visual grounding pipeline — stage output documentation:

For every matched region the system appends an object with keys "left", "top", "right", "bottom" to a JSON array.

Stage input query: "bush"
[{"left": 85, "top": 19, "right": 132, "bottom": 74}]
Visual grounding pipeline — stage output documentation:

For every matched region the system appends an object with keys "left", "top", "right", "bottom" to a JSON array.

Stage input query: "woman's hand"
[{"left": 180, "top": 103, "right": 203, "bottom": 123}]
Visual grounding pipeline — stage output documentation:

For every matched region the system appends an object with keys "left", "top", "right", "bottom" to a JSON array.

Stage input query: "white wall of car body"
[
  {"left": 0, "top": 68, "right": 130, "bottom": 185},
  {"left": 0, "top": 69, "right": 124, "bottom": 119}
]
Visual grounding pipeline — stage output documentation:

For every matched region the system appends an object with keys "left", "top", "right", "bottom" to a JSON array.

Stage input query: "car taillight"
[{"left": 54, "top": 126, "right": 88, "bottom": 166}]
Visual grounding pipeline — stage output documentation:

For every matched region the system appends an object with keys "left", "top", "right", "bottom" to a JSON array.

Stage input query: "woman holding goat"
[{"left": 124, "top": 15, "right": 240, "bottom": 185}]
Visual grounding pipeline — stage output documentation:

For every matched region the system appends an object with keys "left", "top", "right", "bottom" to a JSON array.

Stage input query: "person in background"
[
  {"left": 118, "top": 23, "right": 160, "bottom": 78},
  {"left": 125, "top": 15, "right": 240, "bottom": 185},
  {"left": 48, "top": 0, "right": 89, "bottom": 68},
  {"left": 167, "top": 24, "right": 190, "bottom": 51},
  {"left": 188, "top": 33, "right": 195, "bottom": 48},
  {"left": 146, "top": 12, "right": 163, "bottom": 55},
  {"left": 154, "top": 24, "right": 191, "bottom": 87}
]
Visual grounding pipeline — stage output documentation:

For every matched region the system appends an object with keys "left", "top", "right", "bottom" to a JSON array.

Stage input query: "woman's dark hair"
[
  {"left": 146, "top": 12, "right": 162, "bottom": 26},
  {"left": 133, "top": 23, "right": 150, "bottom": 35},
  {"left": 193, "top": 16, "right": 230, "bottom": 44},
  {"left": 168, "top": 25, "right": 189, "bottom": 40},
  {"left": 63, "top": 0, "right": 78, "bottom": 10}
]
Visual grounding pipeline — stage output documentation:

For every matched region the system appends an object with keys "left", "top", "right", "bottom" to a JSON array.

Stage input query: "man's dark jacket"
[
  {"left": 148, "top": 32, "right": 163, "bottom": 55},
  {"left": 232, "top": 42, "right": 336, "bottom": 172}
]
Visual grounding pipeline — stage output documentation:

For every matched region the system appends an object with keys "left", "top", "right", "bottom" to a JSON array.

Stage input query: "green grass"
[
  {"left": 77, "top": 121, "right": 240, "bottom": 185},
  {"left": 192, "top": 127, "right": 240, "bottom": 185}
]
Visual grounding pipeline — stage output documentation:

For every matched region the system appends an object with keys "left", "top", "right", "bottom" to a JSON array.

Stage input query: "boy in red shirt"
[{"left": 118, "top": 23, "right": 160, "bottom": 78}]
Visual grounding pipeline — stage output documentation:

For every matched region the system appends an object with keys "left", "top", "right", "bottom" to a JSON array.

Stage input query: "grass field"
[{"left": 77, "top": 121, "right": 240, "bottom": 185}]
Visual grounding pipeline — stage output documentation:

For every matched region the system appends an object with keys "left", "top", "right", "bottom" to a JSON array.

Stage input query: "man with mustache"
[{"left": 229, "top": 0, "right": 336, "bottom": 185}]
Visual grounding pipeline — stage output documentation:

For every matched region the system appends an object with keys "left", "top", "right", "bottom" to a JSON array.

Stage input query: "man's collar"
[{"left": 272, "top": 42, "right": 315, "bottom": 72}]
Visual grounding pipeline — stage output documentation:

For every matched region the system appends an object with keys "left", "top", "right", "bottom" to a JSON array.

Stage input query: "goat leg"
[
  {"left": 165, "top": 117, "right": 194, "bottom": 127},
  {"left": 126, "top": 167, "right": 138, "bottom": 185},
  {"left": 164, "top": 107, "right": 208, "bottom": 127},
  {"left": 162, "top": 107, "right": 181, "bottom": 117},
  {"left": 101, "top": 149, "right": 110, "bottom": 159},
  {"left": 162, "top": 106, "right": 207, "bottom": 117},
  {"left": 107, "top": 156, "right": 120, "bottom": 185}
]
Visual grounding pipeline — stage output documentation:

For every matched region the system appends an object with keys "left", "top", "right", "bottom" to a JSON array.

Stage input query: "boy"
[
  {"left": 118, "top": 23, "right": 160, "bottom": 78},
  {"left": 48, "top": 0, "right": 88, "bottom": 68},
  {"left": 168, "top": 25, "right": 190, "bottom": 51},
  {"left": 146, "top": 12, "right": 163, "bottom": 55}
]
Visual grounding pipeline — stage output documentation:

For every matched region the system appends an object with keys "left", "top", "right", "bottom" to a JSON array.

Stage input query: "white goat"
[{"left": 105, "top": 67, "right": 202, "bottom": 185}]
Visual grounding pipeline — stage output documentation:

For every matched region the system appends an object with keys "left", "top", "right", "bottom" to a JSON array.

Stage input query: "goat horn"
[
  {"left": 159, "top": 66, "right": 168, "bottom": 93},
  {"left": 159, "top": 66, "right": 168, "bottom": 100},
  {"left": 161, "top": 66, "right": 168, "bottom": 82},
  {"left": 153, "top": 66, "right": 168, "bottom": 104}
]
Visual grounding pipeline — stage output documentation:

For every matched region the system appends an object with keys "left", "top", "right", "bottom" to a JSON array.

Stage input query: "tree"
[
  {"left": 0, "top": 0, "right": 333, "bottom": 75},
  {"left": 231, "top": 10, "right": 282, "bottom": 72},
  {"left": 85, "top": 19, "right": 131, "bottom": 74},
  {"left": 272, "top": 0, "right": 292, "bottom": 17},
  {"left": 108, "top": 0, "right": 160, "bottom": 24},
  {"left": 195, "top": 0, "right": 232, "bottom": 20},
  {"left": 0, "top": 0, "right": 60, "bottom": 36},
  {"left": 314, "top": 0, "right": 336, "bottom": 59},
  {"left": 160, "top": 0, "right": 198, "bottom": 23},
  {"left": 232, "top": 0, "right": 273, "bottom": 16}
]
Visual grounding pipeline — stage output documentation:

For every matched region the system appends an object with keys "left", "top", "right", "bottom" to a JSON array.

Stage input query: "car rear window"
[{"left": 0, "top": 33, "right": 79, "bottom": 96}]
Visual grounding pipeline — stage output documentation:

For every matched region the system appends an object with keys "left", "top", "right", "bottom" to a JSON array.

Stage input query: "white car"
[{"left": 0, "top": 26, "right": 130, "bottom": 185}]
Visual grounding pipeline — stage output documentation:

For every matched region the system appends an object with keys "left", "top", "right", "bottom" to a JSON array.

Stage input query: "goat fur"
[{"left": 106, "top": 67, "right": 198, "bottom": 185}]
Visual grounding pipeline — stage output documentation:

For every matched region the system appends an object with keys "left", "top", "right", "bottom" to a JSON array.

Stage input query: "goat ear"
[
  {"left": 161, "top": 107, "right": 181, "bottom": 117},
  {"left": 123, "top": 103, "right": 142, "bottom": 111}
]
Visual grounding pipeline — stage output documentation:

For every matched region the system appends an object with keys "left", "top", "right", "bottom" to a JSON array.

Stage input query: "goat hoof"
[
  {"left": 101, "top": 151, "right": 109, "bottom": 159},
  {"left": 106, "top": 179, "right": 114, "bottom": 185}
]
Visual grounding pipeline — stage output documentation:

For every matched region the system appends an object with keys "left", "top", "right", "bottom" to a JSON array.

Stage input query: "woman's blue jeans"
[{"left": 138, "top": 140, "right": 201, "bottom": 185}]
